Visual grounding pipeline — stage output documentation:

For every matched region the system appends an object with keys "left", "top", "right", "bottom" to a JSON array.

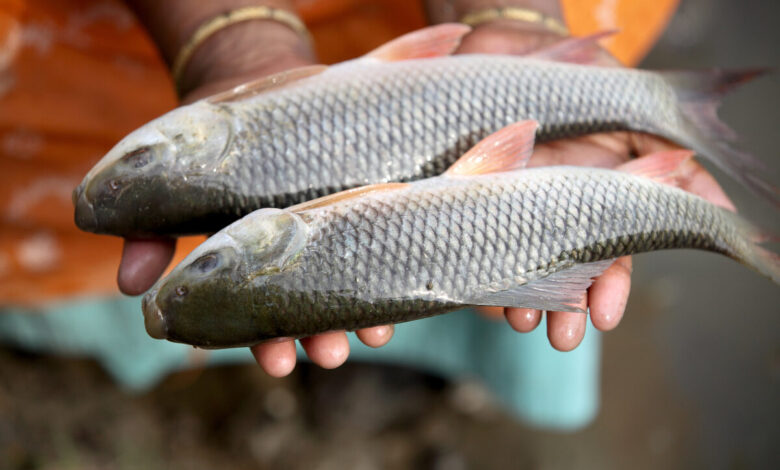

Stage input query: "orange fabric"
[
  {"left": 0, "top": 0, "right": 678, "bottom": 305},
  {"left": 562, "top": 0, "right": 680, "bottom": 66}
]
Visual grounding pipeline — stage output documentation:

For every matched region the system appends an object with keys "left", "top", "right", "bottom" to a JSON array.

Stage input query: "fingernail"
[{"left": 373, "top": 326, "right": 389, "bottom": 337}]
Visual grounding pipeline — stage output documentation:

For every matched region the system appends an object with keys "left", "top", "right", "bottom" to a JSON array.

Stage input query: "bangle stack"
[
  {"left": 171, "top": 5, "right": 310, "bottom": 91},
  {"left": 459, "top": 6, "right": 569, "bottom": 36}
]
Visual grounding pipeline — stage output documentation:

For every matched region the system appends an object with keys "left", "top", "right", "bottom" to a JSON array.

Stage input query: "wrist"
[
  {"left": 181, "top": 21, "right": 314, "bottom": 101},
  {"left": 456, "top": 20, "right": 566, "bottom": 55},
  {"left": 425, "top": 0, "right": 564, "bottom": 25},
  {"left": 126, "top": 0, "right": 315, "bottom": 100}
]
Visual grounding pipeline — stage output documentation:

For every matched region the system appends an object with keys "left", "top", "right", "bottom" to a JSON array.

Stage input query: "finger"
[
  {"left": 588, "top": 256, "right": 632, "bottom": 331},
  {"left": 475, "top": 306, "right": 505, "bottom": 320},
  {"left": 505, "top": 308, "right": 542, "bottom": 332},
  {"left": 251, "top": 338, "right": 297, "bottom": 377},
  {"left": 299, "top": 331, "right": 350, "bottom": 369},
  {"left": 356, "top": 324, "right": 395, "bottom": 348},
  {"left": 547, "top": 295, "right": 588, "bottom": 351},
  {"left": 118, "top": 238, "right": 177, "bottom": 295},
  {"left": 627, "top": 131, "right": 681, "bottom": 155}
]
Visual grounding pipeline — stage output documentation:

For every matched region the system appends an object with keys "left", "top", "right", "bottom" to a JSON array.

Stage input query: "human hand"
[
  {"left": 120, "top": 0, "right": 395, "bottom": 375},
  {"left": 452, "top": 18, "right": 736, "bottom": 351},
  {"left": 119, "top": 0, "right": 317, "bottom": 296}
]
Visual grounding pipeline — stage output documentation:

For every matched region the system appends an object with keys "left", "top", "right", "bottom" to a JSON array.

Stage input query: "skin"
[{"left": 122, "top": 0, "right": 735, "bottom": 374}]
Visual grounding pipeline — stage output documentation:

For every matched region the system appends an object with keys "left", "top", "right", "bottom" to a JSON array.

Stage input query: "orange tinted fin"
[
  {"left": 617, "top": 149, "right": 696, "bottom": 186},
  {"left": 445, "top": 120, "right": 539, "bottom": 176},
  {"left": 207, "top": 65, "right": 328, "bottom": 103},
  {"left": 288, "top": 183, "right": 410, "bottom": 213},
  {"left": 528, "top": 31, "right": 619, "bottom": 65},
  {"left": 364, "top": 23, "right": 471, "bottom": 62}
]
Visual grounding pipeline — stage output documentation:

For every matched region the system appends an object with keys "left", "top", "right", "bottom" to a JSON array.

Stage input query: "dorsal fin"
[
  {"left": 207, "top": 65, "right": 328, "bottom": 103},
  {"left": 617, "top": 149, "right": 696, "bottom": 186},
  {"left": 445, "top": 120, "right": 539, "bottom": 176},
  {"left": 364, "top": 23, "right": 471, "bottom": 62},
  {"left": 288, "top": 183, "right": 410, "bottom": 213},
  {"left": 528, "top": 31, "right": 619, "bottom": 65}
]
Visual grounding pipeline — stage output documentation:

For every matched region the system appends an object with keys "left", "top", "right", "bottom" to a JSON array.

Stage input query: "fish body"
[
  {"left": 143, "top": 163, "right": 778, "bottom": 348},
  {"left": 73, "top": 27, "right": 771, "bottom": 236}
]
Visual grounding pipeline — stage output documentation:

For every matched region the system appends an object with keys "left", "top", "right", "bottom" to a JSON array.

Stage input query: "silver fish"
[
  {"left": 141, "top": 122, "right": 779, "bottom": 348},
  {"left": 73, "top": 25, "right": 774, "bottom": 237}
]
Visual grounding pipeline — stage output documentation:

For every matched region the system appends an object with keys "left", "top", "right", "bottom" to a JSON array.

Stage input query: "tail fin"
[
  {"left": 742, "top": 244, "right": 780, "bottom": 285},
  {"left": 725, "top": 212, "right": 780, "bottom": 284},
  {"left": 660, "top": 69, "right": 780, "bottom": 207}
]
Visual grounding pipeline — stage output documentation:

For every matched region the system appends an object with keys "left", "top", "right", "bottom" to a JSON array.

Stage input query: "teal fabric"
[{"left": 0, "top": 296, "right": 600, "bottom": 430}]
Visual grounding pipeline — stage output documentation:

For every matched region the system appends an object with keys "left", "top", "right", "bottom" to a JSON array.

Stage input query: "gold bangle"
[
  {"left": 460, "top": 6, "right": 569, "bottom": 36},
  {"left": 171, "top": 5, "right": 311, "bottom": 90}
]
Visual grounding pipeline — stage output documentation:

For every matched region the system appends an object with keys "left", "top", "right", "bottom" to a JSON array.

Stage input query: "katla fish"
[
  {"left": 73, "top": 24, "right": 775, "bottom": 237},
  {"left": 141, "top": 121, "right": 779, "bottom": 348}
]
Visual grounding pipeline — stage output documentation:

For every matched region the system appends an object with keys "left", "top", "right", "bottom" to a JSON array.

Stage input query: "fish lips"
[
  {"left": 72, "top": 173, "right": 231, "bottom": 237},
  {"left": 142, "top": 289, "right": 168, "bottom": 339},
  {"left": 73, "top": 181, "right": 99, "bottom": 232}
]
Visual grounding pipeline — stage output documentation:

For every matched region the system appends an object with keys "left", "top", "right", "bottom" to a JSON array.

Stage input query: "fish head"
[
  {"left": 143, "top": 208, "right": 308, "bottom": 347},
  {"left": 73, "top": 101, "right": 233, "bottom": 235}
]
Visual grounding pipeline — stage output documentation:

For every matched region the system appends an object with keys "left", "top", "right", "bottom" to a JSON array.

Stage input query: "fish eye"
[
  {"left": 192, "top": 253, "right": 220, "bottom": 273},
  {"left": 175, "top": 285, "right": 188, "bottom": 297},
  {"left": 108, "top": 178, "right": 122, "bottom": 191},
  {"left": 122, "top": 147, "right": 152, "bottom": 169}
]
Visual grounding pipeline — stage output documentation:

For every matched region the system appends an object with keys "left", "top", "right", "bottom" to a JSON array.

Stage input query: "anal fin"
[
  {"left": 617, "top": 149, "right": 695, "bottom": 186},
  {"left": 471, "top": 260, "right": 615, "bottom": 312}
]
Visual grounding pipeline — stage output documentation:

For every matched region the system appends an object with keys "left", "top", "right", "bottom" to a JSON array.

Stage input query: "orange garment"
[{"left": 0, "top": 0, "right": 678, "bottom": 305}]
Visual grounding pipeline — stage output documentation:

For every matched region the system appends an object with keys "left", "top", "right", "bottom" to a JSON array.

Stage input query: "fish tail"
[
  {"left": 661, "top": 69, "right": 780, "bottom": 207},
  {"left": 724, "top": 213, "right": 780, "bottom": 284},
  {"left": 741, "top": 243, "right": 780, "bottom": 285}
]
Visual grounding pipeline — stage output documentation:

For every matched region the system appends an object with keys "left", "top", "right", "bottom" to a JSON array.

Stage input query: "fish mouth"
[
  {"left": 142, "top": 290, "right": 168, "bottom": 339},
  {"left": 72, "top": 182, "right": 98, "bottom": 232}
]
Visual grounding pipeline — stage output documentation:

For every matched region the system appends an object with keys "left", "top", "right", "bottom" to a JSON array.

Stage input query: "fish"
[
  {"left": 73, "top": 24, "right": 776, "bottom": 237},
  {"left": 141, "top": 121, "right": 780, "bottom": 348}
]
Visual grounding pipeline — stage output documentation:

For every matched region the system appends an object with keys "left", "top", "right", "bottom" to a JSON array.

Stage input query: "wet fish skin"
[
  {"left": 72, "top": 102, "right": 237, "bottom": 235},
  {"left": 143, "top": 167, "right": 775, "bottom": 348},
  {"left": 75, "top": 52, "right": 748, "bottom": 237}
]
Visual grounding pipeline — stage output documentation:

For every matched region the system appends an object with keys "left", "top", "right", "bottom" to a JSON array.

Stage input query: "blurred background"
[{"left": 0, "top": 0, "right": 778, "bottom": 468}]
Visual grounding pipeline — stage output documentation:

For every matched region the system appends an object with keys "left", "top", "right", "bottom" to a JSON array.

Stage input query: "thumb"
[{"left": 118, "top": 238, "right": 177, "bottom": 295}]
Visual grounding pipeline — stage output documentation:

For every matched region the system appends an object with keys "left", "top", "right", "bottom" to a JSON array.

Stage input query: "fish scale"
[
  {"left": 245, "top": 168, "right": 737, "bottom": 339},
  {"left": 223, "top": 57, "right": 669, "bottom": 209}
]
